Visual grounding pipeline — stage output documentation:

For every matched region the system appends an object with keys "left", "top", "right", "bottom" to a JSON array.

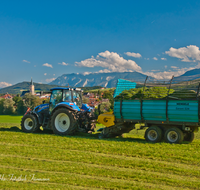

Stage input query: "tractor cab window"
[
  {"left": 50, "top": 90, "right": 63, "bottom": 108},
  {"left": 63, "top": 90, "right": 72, "bottom": 102},
  {"left": 72, "top": 91, "right": 82, "bottom": 107}
]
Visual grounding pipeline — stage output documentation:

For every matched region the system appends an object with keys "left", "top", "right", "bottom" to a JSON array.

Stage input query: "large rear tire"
[
  {"left": 145, "top": 126, "right": 163, "bottom": 143},
  {"left": 51, "top": 108, "right": 78, "bottom": 135},
  {"left": 164, "top": 127, "right": 184, "bottom": 144},
  {"left": 21, "top": 114, "right": 40, "bottom": 133}
]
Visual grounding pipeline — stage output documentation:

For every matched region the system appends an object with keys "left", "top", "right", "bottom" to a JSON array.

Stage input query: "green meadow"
[{"left": 0, "top": 115, "right": 200, "bottom": 189}]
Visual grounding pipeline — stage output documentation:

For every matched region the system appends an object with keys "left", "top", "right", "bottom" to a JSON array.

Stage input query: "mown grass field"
[{"left": 0, "top": 115, "right": 200, "bottom": 189}]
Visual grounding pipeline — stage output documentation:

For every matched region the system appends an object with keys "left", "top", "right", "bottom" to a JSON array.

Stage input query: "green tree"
[
  {"left": 99, "top": 101, "right": 111, "bottom": 113},
  {"left": 17, "top": 100, "right": 26, "bottom": 115},
  {"left": 23, "top": 93, "right": 43, "bottom": 109},
  {"left": 3, "top": 99, "right": 16, "bottom": 115},
  {"left": 102, "top": 91, "right": 114, "bottom": 110},
  {"left": 0, "top": 98, "right": 5, "bottom": 114},
  {"left": 13, "top": 94, "right": 22, "bottom": 106},
  {"left": 82, "top": 96, "right": 89, "bottom": 104}
]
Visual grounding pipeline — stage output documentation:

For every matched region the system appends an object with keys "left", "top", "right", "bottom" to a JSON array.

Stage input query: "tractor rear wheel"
[
  {"left": 21, "top": 114, "right": 40, "bottom": 133},
  {"left": 51, "top": 108, "right": 78, "bottom": 135}
]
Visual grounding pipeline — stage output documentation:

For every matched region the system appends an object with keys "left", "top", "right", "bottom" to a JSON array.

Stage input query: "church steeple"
[
  {"left": 31, "top": 77, "right": 33, "bottom": 86},
  {"left": 30, "top": 77, "right": 35, "bottom": 95}
]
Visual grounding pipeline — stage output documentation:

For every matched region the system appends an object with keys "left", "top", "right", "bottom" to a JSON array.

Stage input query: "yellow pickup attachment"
[{"left": 98, "top": 112, "right": 115, "bottom": 127}]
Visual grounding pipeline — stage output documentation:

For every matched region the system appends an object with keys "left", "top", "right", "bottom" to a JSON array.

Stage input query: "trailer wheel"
[
  {"left": 21, "top": 114, "right": 40, "bottom": 133},
  {"left": 51, "top": 108, "right": 78, "bottom": 135},
  {"left": 184, "top": 132, "right": 195, "bottom": 142},
  {"left": 164, "top": 127, "right": 184, "bottom": 144},
  {"left": 145, "top": 126, "right": 162, "bottom": 143}
]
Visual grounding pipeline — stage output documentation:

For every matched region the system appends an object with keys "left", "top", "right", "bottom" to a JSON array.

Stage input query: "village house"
[{"left": 0, "top": 93, "right": 13, "bottom": 99}]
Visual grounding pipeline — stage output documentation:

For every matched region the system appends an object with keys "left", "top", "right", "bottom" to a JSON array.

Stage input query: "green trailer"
[{"left": 98, "top": 78, "right": 200, "bottom": 144}]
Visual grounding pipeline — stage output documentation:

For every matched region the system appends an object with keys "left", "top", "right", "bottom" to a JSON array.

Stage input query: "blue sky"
[{"left": 1, "top": 0, "right": 200, "bottom": 87}]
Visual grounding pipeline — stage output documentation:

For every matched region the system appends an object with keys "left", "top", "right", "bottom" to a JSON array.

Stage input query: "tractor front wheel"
[
  {"left": 21, "top": 114, "right": 40, "bottom": 133},
  {"left": 51, "top": 108, "right": 78, "bottom": 135}
]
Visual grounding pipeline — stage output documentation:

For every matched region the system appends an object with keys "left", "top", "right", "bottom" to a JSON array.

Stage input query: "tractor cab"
[{"left": 49, "top": 87, "right": 83, "bottom": 113}]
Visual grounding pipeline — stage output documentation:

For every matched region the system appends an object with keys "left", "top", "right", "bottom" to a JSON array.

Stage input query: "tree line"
[{"left": 0, "top": 93, "right": 49, "bottom": 115}]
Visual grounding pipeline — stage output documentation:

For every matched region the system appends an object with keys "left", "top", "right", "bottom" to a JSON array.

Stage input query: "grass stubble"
[{"left": 0, "top": 116, "right": 199, "bottom": 189}]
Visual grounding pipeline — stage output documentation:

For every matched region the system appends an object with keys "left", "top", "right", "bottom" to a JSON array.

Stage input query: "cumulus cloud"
[
  {"left": 124, "top": 52, "right": 142, "bottom": 58},
  {"left": 43, "top": 63, "right": 53, "bottom": 68},
  {"left": 45, "top": 78, "right": 56, "bottom": 82},
  {"left": 58, "top": 62, "right": 68, "bottom": 66},
  {"left": 165, "top": 45, "right": 200, "bottom": 62},
  {"left": 44, "top": 73, "right": 47, "bottom": 76},
  {"left": 153, "top": 57, "right": 158, "bottom": 60},
  {"left": 161, "top": 58, "right": 167, "bottom": 60},
  {"left": 0, "top": 82, "right": 12, "bottom": 88},
  {"left": 143, "top": 63, "right": 200, "bottom": 80},
  {"left": 171, "top": 66, "right": 178, "bottom": 69},
  {"left": 76, "top": 51, "right": 142, "bottom": 72},
  {"left": 23, "top": 60, "right": 30, "bottom": 63}
]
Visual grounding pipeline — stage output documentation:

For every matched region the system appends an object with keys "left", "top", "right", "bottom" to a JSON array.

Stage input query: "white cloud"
[
  {"left": 53, "top": 74, "right": 55, "bottom": 76},
  {"left": 151, "top": 70, "right": 160, "bottom": 72},
  {"left": 153, "top": 57, "right": 158, "bottom": 60},
  {"left": 143, "top": 63, "right": 200, "bottom": 80},
  {"left": 43, "top": 63, "right": 53, "bottom": 68},
  {"left": 76, "top": 51, "right": 142, "bottom": 72},
  {"left": 161, "top": 58, "right": 167, "bottom": 60},
  {"left": 165, "top": 45, "right": 200, "bottom": 62},
  {"left": 45, "top": 78, "right": 56, "bottom": 82},
  {"left": 82, "top": 72, "right": 92, "bottom": 76},
  {"left": 23, "top": 60, "right": 30, "bottom": 63},
  {"left": 171, "top": 66, "right": 178, "bottom": 69},
  {"left": 95, "top": 69, "right": 112, "bottom": 73},
  {"left": 165, "top": 65, "right": 167, "bottom": 69},
  {"left": 44, "top": 73, "right": 47, "bottom": 76},
  {"left": 124, "top": 52, "right": 142, "bottom": 58},
  {"left": 0, "top": 82, "right": 12, "bottom": 88},
  {"left": 58, "top": 62, "right": 68, "bottom": 66}
]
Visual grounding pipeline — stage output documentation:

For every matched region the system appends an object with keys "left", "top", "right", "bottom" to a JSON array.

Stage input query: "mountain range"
[
  {"left": 49, "top": 69, "right": 200, "bottom": 87},
  {"left": 1, "top": 69, "right": 200, "bottom": 94},
  {"left": 49, "top": 72, "right": 155, "bottom": 88},
  {"left": 173, "top": 68, "right": 200, "bottom": 82}
]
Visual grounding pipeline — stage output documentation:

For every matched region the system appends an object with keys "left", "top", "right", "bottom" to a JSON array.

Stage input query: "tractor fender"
[
  {"left": 28, "top": 111, "right": 43, "bottom": 125},
  {"left": 51, "top": 104, "right": 77, "bottom": 116}
]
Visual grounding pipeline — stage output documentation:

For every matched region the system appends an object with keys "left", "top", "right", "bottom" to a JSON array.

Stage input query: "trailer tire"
[
  {"left": 164, "top": 127, "right": 184, "bottom": 144},
  {"left": 145, "top": 126, "right": 162, "bottom": 143},
  {"left": 51, "top": 108, "right": 77, "bottom": 135},
  {"left": 21, "top": 114, "right": 40, "bottom": 133},
  {"left": 184, "top": 132, "right": 195, "bottom": 142}
]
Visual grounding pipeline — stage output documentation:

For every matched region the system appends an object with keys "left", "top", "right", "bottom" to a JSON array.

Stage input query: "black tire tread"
[
  {"left": 184, "top": 132, "right": 195, "bottom": 142},
  {"left": 144, "top": 126, "right": 163, "bottom": 143},
  {"left": 21, "top": 114, "right": 40, "bottom": 133},
  {"left": 164, "top": 127, "right": 184, "bottom": 144}
]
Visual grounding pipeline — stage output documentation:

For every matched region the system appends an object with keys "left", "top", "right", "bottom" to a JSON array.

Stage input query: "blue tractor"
[{"left": 21, "top": 87, "right": 96, "bottom": 135}]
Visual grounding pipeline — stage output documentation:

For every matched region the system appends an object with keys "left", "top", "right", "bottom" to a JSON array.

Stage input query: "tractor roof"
[{"left": 50, "top": 87, "right": 82, "bottom": 91}]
